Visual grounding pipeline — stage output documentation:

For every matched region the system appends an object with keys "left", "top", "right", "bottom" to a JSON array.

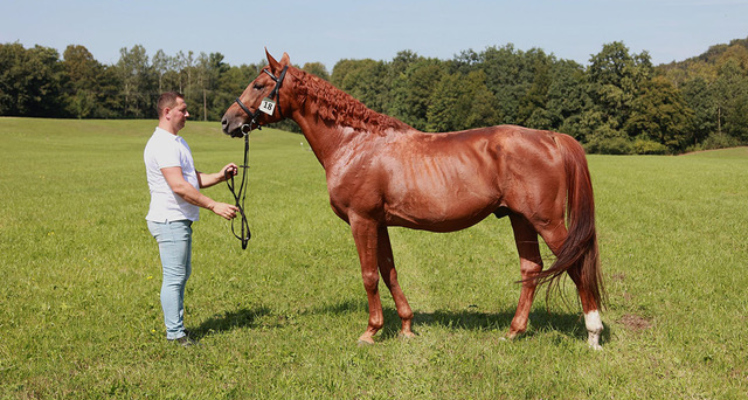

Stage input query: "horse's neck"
[
  {"left": 290, "top": 110, "right": 356, "bottom": 168},
  {"left": 286, "top": 73, "right": 415, "bottom": 166}
]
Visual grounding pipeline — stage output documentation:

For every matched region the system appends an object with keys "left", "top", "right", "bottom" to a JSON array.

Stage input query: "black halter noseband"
[{"left": 226, "top": 65, "right": 289, "bottom": 250}]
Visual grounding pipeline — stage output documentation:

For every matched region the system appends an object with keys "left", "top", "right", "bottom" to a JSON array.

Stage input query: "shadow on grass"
[
  {"left": 191, "top": 306, "right": 271, "bottom": 339},
  {"left": 192, "top": 301, "right": 611, "bottom": 345},
  {"left": 315, "top": 300, "right": 611, "bottom": 344}
]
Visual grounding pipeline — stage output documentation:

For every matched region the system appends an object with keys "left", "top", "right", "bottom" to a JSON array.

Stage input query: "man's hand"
[
  {"left": 210, "top": 201, "right": 239, "bottom": 220},
  {"left": 220, "top": 163, "right": 239, "bottom": 181}
]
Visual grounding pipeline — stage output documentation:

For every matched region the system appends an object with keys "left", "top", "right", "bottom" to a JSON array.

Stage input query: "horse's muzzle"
[{"left": 221, "top": 116, "right": 245, "bottom": 138}]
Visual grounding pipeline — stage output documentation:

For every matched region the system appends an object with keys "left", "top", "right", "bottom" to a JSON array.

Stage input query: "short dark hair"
[{"left": 157, "top": 92, "right": 184, "bottom": 118}]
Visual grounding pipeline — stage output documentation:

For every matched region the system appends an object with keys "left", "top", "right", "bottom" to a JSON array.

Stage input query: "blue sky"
[{"left": 2, "top": 0, "right": 747, "bottom": 70}]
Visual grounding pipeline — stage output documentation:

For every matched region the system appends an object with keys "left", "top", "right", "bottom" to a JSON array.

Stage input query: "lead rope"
[{"left": 226, "top": 129, "right": 251, "bottom": 249}]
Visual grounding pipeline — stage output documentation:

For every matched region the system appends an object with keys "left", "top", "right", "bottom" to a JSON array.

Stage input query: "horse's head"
[{"left": 221, "top": 50, "right": 293, "bottom": 138}]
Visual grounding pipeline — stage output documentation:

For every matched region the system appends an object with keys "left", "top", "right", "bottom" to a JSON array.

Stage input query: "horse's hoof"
[
  {"left": 504, "top": 331, "right": 521, "bottom": 341},
  {"left": 357, "top": 337, "right": 375, "bottom": 346},
  {"left": 588, "top": 340, "right": 603, "bottom": 351},
  {"left": 398, "top": 331, "right": 416, "bottom": 340}
]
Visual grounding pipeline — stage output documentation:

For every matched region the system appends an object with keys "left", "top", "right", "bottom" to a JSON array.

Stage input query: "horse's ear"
[
  {"left": 279, "top": 52, "right": 291, "bottom": 66},
  {"left": 266, "top": 48, "right": 280, "bottom": 70}
]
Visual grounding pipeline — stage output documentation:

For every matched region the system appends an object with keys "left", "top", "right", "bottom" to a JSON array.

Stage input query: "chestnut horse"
[{"left": 222, "top": 51, "right": 605, "bottom": 349}]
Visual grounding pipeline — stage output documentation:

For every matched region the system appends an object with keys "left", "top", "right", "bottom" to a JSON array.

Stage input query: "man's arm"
[
  {"left": 161, "top": 166, "right": 238, "bottom": 220},
  {"left": 196, "top": 163, "right": 238, "bottom": 189}
]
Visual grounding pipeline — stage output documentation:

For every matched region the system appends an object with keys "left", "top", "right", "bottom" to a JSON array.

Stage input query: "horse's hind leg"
[
  {"left": 506, "top": 214, "right": 543, "bottom": 339},
  {"left": 567, "top": 265, "right": 604, "bottom": 350},
  {"left": 377, "top": 226, "right": 415, "bottom": 339},
  {"left": 535, "top": 220, "right": 604, "bottom": 350}
]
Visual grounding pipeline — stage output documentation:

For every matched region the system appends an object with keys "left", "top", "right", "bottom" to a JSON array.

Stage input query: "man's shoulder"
[{"left": 146, "top": 129, "right": 177, "bottom": 149}]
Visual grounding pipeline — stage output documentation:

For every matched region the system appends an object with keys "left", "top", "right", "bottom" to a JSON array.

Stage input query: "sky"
[{"left": 2, "top": 0, "right": 747, "bottom": 71}]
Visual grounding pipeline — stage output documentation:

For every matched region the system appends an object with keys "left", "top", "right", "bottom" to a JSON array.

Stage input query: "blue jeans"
[{"left": 147, "top": 220, "right": 193, "bottom": 340}]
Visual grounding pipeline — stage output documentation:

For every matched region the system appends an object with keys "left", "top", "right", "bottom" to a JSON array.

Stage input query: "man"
[{"left": 144, "top": 92, "right": 238, "bottom": 346}]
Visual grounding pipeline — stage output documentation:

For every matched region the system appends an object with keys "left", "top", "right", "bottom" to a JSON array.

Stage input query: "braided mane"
[{"left": 289, "top": 68, "right": 412, "bottom": 135}]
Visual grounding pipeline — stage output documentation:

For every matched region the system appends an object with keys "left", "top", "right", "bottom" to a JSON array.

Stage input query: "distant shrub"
[
  {"left": 584, "top": 137, "right": 633, "bottom": 155},
  {"left": 632, "top": 139, "right": 669, "bottom": 155},
  {"left": 687, "top": 133, "right": 742, "bottom": 152}
]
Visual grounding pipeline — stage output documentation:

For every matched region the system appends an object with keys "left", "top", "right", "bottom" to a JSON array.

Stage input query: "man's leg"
[{"left": 148, "top": 220, "right": 193, "bottom": 340}]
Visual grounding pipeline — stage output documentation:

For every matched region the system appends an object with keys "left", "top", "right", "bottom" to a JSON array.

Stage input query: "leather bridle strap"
[
  {"left": 225, "top": 131, "right": 251, "bottom": 250},
  {"left": 234, "top": 65, "right": 289, "bottom": 128},
  {"left": 263, "top": 66, "right": 288, "bottom": 118},
  {"left": 227, "top": 65, "right": 289, "bottom": 249}
]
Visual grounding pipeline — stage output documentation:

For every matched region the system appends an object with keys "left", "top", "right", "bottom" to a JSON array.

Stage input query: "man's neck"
[{"left": 158, "top": 122, "right": 178, "bottom": 135}]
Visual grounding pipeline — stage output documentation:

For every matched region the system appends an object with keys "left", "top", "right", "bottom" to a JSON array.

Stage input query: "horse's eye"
[{"left": 253, "top": 83, "right": 264, "bottom": 90}]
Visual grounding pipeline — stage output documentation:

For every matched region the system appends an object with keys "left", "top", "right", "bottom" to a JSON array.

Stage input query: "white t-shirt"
[{"left": 144, "top": 127, "right": 200, "bottom": 222}]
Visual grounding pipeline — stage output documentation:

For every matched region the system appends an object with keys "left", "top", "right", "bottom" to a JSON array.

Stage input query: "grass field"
[{"left": 1, "top": 117, "right": 746, "bottom": 399}]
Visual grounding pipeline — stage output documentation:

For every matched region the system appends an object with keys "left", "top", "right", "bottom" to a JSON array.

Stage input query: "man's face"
[{"left": 167, "top": 97, "right": 189, "bottom": 132}]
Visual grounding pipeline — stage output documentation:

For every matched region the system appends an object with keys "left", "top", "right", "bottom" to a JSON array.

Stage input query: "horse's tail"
[{"left": 535, "top": 134, "right": 604, "bottom": 309}]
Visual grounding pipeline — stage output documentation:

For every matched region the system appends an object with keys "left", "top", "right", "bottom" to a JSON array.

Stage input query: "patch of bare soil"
[{"left": 618, "top": 314, "right": 652, "bottom": 331}]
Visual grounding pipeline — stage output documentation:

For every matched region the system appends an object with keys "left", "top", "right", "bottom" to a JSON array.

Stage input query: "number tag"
[{"left": 259, "top": 97, "right": 276, "bottom": 115}]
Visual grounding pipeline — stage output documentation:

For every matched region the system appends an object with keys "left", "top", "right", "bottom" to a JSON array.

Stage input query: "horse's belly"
[{"left": 384, "top": 191, "right": 498, "bottom": 232}]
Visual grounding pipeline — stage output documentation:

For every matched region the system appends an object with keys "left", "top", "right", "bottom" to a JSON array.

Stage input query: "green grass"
[{"left": 1, "top": 117, "right": 746, "bottom": 399}]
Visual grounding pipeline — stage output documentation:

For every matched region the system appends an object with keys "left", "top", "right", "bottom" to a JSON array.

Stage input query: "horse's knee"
[
  {"left": 519, "top": 259, "right": 543, "bottom": 285},
  {"left": 361, "top": 270, "right": 379, "bottom": 291}
]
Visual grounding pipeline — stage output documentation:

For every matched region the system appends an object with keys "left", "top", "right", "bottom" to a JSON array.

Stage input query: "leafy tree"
[
  {"left": 463, "top": 70, "right": 502, "bottom": 129},
  {"left": 0, "top": 42, "right": 33, "bottom": 116},
  {"left": 426, "top": 69, "right": 500, "bottom": 132},
  {"left": 0, "top": 43, "right": 67, "bottom": 117},
  {"left": 680, "top": 76, "right": 717, "bottom": 147},
  {"left": 213, "top": 62, "right": 264, "bottom": 117},
  {"left": 713, "top": 59, "right": 748, "bottom": 141},
  {"left": 389, "top": 57, "right": 445, "bottom": 130},
  {"left": 62, "top": 44, "right": 118, "bottom": 118},
  {"left": 116, "top": 44, "right": 155, "bottom": 118},
  {"left": 301, "top": 62, "right": 330, "bottom": 81},
  {"left": 204, "top": 52, "right": 232, "bottom": 121},
  {"left": 545, "top": 60, "right": 589, "bottom": 138},
  {"left": 152, "top": 50, "right": 170, "bottom": 93},
  {"left": 481, "top": 44, "right": 546, "bottom": 125},
  {"left": 517, "top": 52, "right": 553, "bottom": 129},
  {"left": 625, "top": 75, "right": 694, "bottom": 152},
  {"left": 184, "top": 52, "right": 229, "bottom": 121},
  {"left": 426, "top": 73, "right": 464, "bottom": 132},
  {"left": 584, "top": 42, "right": 654, "bottom": 152},
  {"left": 331, "top": 58, "right": 389, "bottom": 112},
  {"left": 386, "top": 50, "right": 419, "bottom": 84},
  {"left": 448, "top": 48, "right": 481, "bottom": 75}
]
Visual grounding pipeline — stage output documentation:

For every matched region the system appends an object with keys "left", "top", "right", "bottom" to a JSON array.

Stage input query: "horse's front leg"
[
  {"left": 350, "top": 215, "right": 384, "bottom": 344},
  {"left": 377, "top": 226, "right": 414, "bottom": 339}
]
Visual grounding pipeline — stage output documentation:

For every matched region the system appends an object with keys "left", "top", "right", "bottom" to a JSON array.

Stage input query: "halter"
[
  {"left": 226, "top": 65, "right": 288, "bottom": 250},
  {"left": 234, "top": 65, "right": 289, "bottom": 131}
]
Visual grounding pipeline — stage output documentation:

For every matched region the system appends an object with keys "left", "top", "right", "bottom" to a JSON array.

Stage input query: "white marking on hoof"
[{"left": 584, "top": 310, "right": 604, "bottom": 350}]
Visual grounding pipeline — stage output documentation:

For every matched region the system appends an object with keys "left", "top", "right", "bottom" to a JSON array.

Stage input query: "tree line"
[{"left": 2, "top": 38, "right": 747, "bottom": 154}]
